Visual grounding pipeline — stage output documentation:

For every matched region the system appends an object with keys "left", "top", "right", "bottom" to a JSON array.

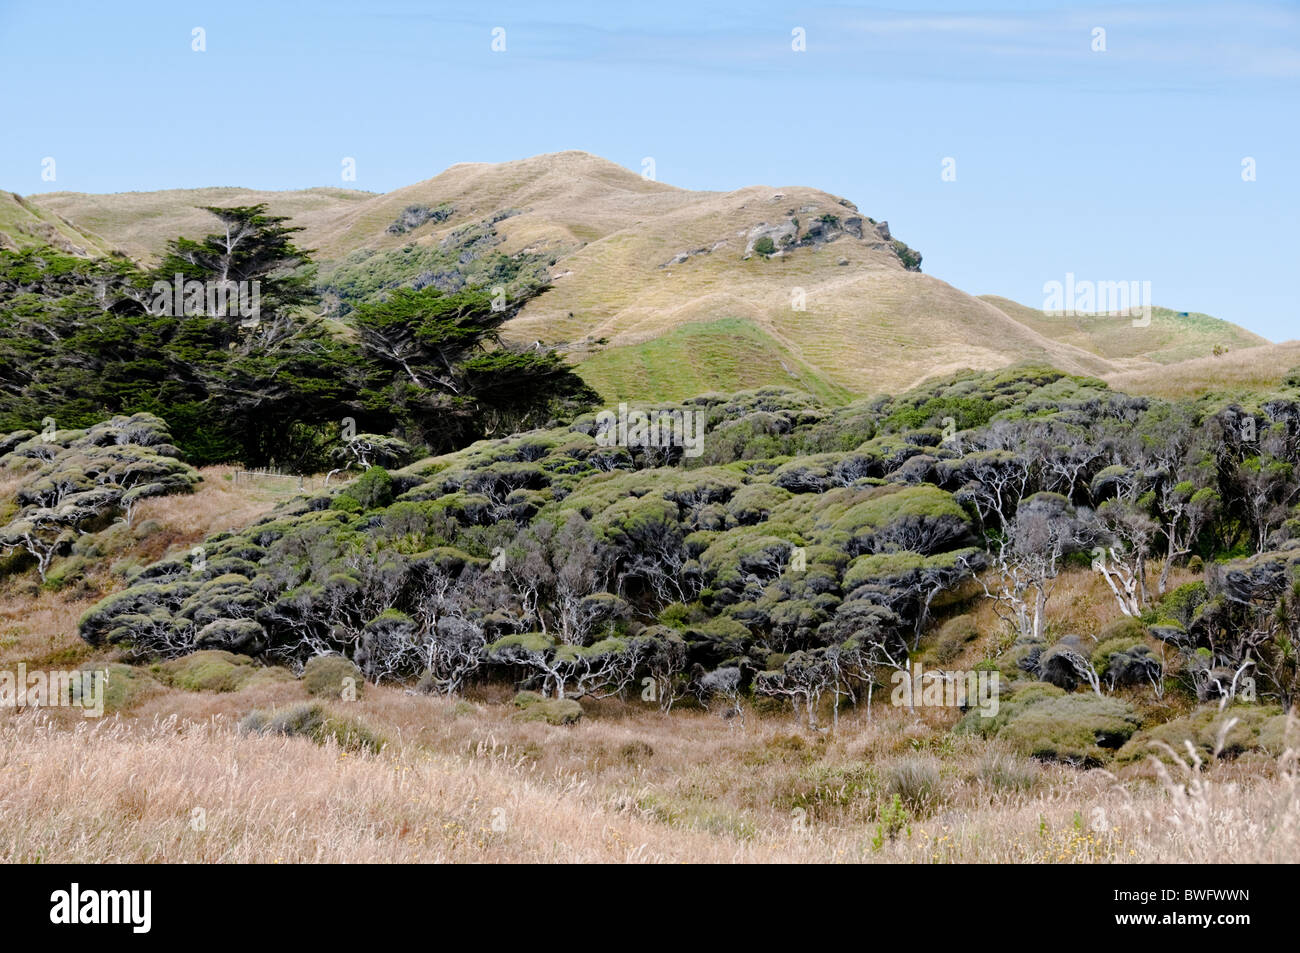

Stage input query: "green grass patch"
[{"left": 575, "top": 318, "right": 850, "bottom": 406}]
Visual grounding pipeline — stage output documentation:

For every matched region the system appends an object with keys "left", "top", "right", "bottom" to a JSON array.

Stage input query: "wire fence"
[{"left": 231, "top": 468, "right": 355, "bottom": 491}]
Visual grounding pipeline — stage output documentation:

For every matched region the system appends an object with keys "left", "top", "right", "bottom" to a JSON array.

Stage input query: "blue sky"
[{"left": 2, "top": 0, "right": 1296, "bottom": 340}]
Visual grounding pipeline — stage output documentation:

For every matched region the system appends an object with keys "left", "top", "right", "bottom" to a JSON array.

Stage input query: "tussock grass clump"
[
  {"left": 617, "top": 739, "right": 654, "bottom": 763},
  {"left": 885, "top": 754, "right": 942, "bottom": 813},
  {"left": 973, "top": 750, "right": 1040, "bottom": 794},
  {"left": 240, "top": 701, "right": 385, "bottom": 754},
  {"left": 781, "top": 761, "right": 874, "bottom": 817}
]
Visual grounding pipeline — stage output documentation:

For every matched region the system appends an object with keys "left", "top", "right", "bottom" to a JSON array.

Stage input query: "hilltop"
[{"left": 17, "top": 151, "right": 1278, "bottom": 401}]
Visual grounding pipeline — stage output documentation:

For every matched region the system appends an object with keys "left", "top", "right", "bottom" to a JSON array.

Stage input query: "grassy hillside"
[
  {"left": 0, "top": 191, "right": 109, "bottom": 256},
  {"left": 981, "top": 295, "right": 1269, "bottom": 367},
  {"left": 16, "top": 152, "right": 1272, "bottom": 401},
  {"left": 1104, "top": 340, "right": 1300, "bottom": 399},
  {"left": 34, "top": 185, "right": 374, "bottom": 262},
  {"left": 573, "top": 317, "right": 852, "bottom": 404}
]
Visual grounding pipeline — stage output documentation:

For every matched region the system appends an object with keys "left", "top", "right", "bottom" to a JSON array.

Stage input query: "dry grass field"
[
  {"left": 1104, "top": 341, "right": 1300, "bottom": 400},
  {"left": 30, "top": 186, "right": 374, "bottom": 262},
  {"left": 3, "top": 686, "right": 1296, "bottom": 864}
]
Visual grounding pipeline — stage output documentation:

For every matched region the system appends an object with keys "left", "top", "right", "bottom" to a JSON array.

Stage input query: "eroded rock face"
[
  {"left": 654, "top": 197, "right": 920, "bottom": 269},
  {"left": 744, "top": 220, "right": 799, "bottom": 257},
  {"left": 728, "top": 211, "right": 920, "bottom": 270}
]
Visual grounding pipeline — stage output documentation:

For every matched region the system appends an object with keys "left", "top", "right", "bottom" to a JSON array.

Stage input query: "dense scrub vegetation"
[
  {"left": 0, "top": 413, "right": 197, "bottom": 581},
  {"left": 320, "top": 207, "right": 551, "bottom": 315},
  {"left": 39, "top": 365, "right": 1300, "bottom": 765}
]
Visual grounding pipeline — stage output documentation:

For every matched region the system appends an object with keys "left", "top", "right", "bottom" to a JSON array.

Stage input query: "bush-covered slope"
[
  {"left": 0, "top": 414, "right": 198, "bottom": 581},
  {"left": 69, "top": 364, "right": 1300, "bottom": 756}
]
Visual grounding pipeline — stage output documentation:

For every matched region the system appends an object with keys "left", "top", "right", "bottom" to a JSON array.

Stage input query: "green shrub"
[
  {"left": 302, "top": 654, "right": 365, "bottom": 699},
  {"left": 1116, "top": 704, "right": 1286, "bottom": 765},
  {"left": 65, "top": 662, "right": 160, "bottom": 713},
  {"left": 513, "top": 690, "right": 583, "bottom": 725},
  {"left": 194, "top": 617, "right": 268, "bottom": 653},
  {"left": 329, "top": 493, "right": 362, "bottom": 513},
  {"left": 658, "top": 603, "right": 691, "bottom": 628},
  {"left": 335, "top": 466, "right": 393, "bottom": 511},
  {"left": 753, "top": 236, "right": 776, "bottom": 257},
  {"left": 241, "top": 702, "right": 385, "bottom": 754},
  {"left": 998, "top": 694, "right": 1141, "bottom": 765},
  {"left": 957, "top": 680, "right": 1064, "bottom": 737},
  {"left": 1147, "top": 581, "right": 1208, "bottom": 628},
  {"left": 156, "top": 650, "right": 262, "bottom": 692},
  {"left": 42, "top": 556, "right": 91, "bottom": 591},
  {"left": 934, "top": 614, "right": 980, "bottom": 663},
  {"left": 874, "top": 794, "right": 911, "bottom": 846}
]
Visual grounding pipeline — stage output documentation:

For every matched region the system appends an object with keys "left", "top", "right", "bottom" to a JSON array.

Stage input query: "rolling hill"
[
  {"left": 0, "top": 191, "right": 110, "bottom": 257},
  {"left": 17, "top": 151, "right": 1281, "bottom": 402},
  {"left": 980, "top": 295, "right": 1269, "bottom": 368},
  {"left": 1103, "top": 341, "right": 1300, "bottom": 399}
]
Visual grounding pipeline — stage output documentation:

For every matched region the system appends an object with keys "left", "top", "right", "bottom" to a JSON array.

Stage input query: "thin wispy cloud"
[{"left": 428, "top": 2, "right": 1300, "bottom": 86}]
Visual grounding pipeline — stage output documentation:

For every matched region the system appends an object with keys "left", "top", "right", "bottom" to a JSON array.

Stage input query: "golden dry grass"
[
  {"left": 2, "top": 558, "right": 1294, "bottom": 864},
  {"left": 1104, "top": 341, "right": 1300, "bottom": 399},
  {"left": 128, "top": 465, "right": 305, "bottom": 559},
  {"left": 980, "top": 296, "right": 1269, "bottom": 366},
  {"left": 32, "top": 187, "right": 373, "bottom": 262},
  {"left": 2, "top": 691, "right": 1295, "bottom": 863}
]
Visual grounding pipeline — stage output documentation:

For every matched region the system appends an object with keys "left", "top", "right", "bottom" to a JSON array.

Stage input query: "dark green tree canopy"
[{"left": 0, "top": 207, "right": 596, "bottom": 468}]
